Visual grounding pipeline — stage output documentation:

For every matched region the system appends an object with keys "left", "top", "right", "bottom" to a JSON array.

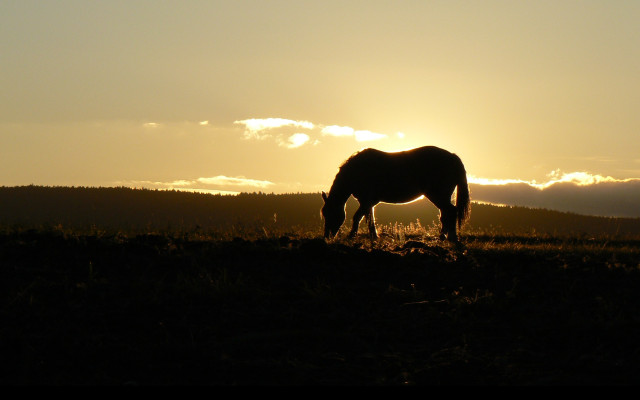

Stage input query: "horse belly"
[
  {"left": 379, "top": 191, "right": 423, "bottom": 204},
  {"left": 370, "top": 179, "right": 424, "bottom": 204}
]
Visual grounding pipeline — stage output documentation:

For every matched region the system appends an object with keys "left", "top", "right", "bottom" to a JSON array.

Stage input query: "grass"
[{"left": 1, "top": 223, "right": 640, "bottom": 385}]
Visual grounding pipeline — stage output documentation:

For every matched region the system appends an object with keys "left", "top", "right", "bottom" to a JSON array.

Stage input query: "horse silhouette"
[{"left": 321, "top": 146, "right": 470, "bottom": 242}]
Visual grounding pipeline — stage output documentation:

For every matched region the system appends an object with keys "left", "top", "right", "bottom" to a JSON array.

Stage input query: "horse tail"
[{"left": 455, "top": 156, "right": 471, "bottom": 229}]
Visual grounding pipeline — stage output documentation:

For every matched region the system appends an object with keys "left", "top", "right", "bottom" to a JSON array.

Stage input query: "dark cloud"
[{"left": 470, "top": 180, "right": 640, "bottom": 218}]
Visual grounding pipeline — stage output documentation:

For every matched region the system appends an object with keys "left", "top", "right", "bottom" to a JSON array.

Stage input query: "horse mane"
[
  {"left": 339, "top": 149, "right": 366, "bottom": 169},
  {"left": 327, "top": 149, "right": 370, "bottom": 200}
]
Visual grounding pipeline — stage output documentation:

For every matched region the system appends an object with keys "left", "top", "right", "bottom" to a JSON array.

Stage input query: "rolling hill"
[{"left": 1, "top": 185, "right": 639, "bottom": 238}]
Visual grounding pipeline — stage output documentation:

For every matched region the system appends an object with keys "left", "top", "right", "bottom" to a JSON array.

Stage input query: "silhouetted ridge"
[{"left": 1, "top": 185, "right": 639, "bottom": 237}]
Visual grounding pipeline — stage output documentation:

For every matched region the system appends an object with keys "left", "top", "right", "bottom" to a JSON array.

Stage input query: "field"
[{"left": 1, "top": 187, "right": 640, "bottom": 385}]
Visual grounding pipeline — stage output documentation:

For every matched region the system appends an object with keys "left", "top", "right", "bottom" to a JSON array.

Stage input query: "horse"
[{"left": 321, "top": 146, "right": 470, "bottom": 242}]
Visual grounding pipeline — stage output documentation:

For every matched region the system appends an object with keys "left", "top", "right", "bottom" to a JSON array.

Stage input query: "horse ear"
[{"left": 321, "top": 191, "right": 327, "bottom": 202}]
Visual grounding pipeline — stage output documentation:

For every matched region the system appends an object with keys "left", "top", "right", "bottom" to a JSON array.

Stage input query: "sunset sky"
[{"left": 2, "top": 1, "right": 639, "bottom": 217}]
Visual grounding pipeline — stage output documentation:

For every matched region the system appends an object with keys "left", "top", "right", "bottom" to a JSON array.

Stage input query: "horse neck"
[{"left": 328, "top": 170, "right": 352, "bottom": 205}]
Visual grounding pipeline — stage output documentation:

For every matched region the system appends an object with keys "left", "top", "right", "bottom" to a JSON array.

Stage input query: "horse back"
[
  {"left": 345, "top": 146, "right": 464, "bottom": 203},
  {"left": 351, "top": 146, "right": 461, "bottom": 179}
]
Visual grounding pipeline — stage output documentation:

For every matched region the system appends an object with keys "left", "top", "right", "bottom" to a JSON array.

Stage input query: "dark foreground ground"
[{"left": 2, "top": 228, "right": 640, "bottom": 385}]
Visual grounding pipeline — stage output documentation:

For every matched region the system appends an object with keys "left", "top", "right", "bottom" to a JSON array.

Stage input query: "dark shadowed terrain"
[{"left": 1, "top": 187, "right": 640, "bottom": 385}]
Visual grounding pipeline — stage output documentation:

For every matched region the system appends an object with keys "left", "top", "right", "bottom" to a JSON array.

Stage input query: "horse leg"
[
  {"left": 365, "top": 207, "right": 378, "bottom": 239},
  {"left": 349, "top": 204, "right": 369, "bottom": 238},
  {"left": 439, "top": 203, "right": 458, "bottom": 242},
  {"left": 439, "top": 223, "right": 447, "bottom": 241}
]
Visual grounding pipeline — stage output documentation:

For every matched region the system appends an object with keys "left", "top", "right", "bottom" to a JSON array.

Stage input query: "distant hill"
[{"left": 1, "top": 185, "right": 639, "bottom": 237}]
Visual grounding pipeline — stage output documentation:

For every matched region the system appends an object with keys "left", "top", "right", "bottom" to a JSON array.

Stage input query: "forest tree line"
[{"left": 1, "top": 185, "right": 639, "bottom": 237}]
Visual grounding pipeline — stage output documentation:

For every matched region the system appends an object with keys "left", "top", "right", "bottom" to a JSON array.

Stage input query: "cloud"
[
  {"left": 279, "top": 133, "right": 310, "bottom": 149},
  {"left": 354, "top": 130, "right": 387, "bottom": 141},
  {"left": 469, "top": 171, "right": 640, "bottom": 218},
  {"left": 234, "top": 118, "right": 314, "bottom": 139},
  {"left": 234, "top": 118, "right": 397, "bottom": 146},
  {"left": 162, "top": 179, "right": 193, "bottom": 187},
  {"left": 321, "top": 125, "right": 355, "bottom": 137},
  {"left": 320, "top": 125, "right": 387, "bottom": 141},
  {"left": 196, "top": 175, "right": 273, "bottom": 188},
  {"left": 541, "top": 169, "right": 623, "bottom": 187},
  {"left": 138, "top": 120, "right": 219, "bottom": 132},
  {"left": 116, "top": 174, "right": 274, "bottom": 195}
]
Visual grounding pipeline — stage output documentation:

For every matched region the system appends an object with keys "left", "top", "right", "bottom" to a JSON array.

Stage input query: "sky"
[{"left": 2, "top": 1, "right": 639, "bottom": 218}]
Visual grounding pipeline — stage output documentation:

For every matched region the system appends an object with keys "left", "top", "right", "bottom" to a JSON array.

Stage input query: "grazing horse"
[{"left": 321, "top": 146, "right": 470, "bottom": 242}]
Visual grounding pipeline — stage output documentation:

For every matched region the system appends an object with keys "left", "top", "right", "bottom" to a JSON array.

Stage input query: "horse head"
[{"left": 321, "top": 191, "right": 345, "bottom": 239}]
